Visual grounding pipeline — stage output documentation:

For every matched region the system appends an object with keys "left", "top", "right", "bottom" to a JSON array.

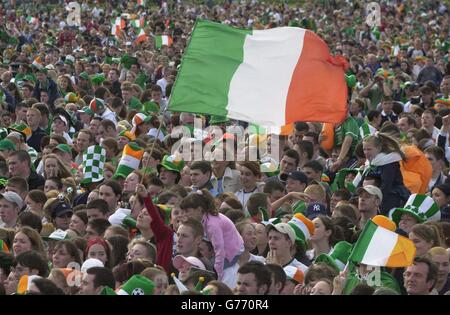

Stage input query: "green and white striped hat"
[
  {"left": 390, "top": 194, "right": 441, "bottom": 225},
  {"left": 81, "top": 145, "right": 106, "bottom": 185}
]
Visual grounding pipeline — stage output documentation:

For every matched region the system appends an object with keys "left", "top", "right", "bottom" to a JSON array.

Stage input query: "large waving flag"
[
  {"left": 349, "top": 219, "right": 416, "bottom": 267},
  {"left": 155, "top": 35, "right": 173, "bottom": 49},
  {"left": 168, "top": 20, "right": 348, "bottom": 127}
]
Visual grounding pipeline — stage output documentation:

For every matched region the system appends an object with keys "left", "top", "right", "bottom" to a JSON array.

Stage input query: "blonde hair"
[
  {"left": 428, "top": 247, "right": 449, "bottom": 257},
  {"left": 363, "top": 133, "right": 405, "bottom": 159},
  {"left": 43, "top": 153, "right": 73, "bottom": 179},
  {"left": 305, "top": 184, "right": 326, "bottom": 204}
]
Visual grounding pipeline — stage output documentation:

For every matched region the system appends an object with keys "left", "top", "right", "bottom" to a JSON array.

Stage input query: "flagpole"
[{"left": 140, "top": 108, "right": 167, "bottom": 184}]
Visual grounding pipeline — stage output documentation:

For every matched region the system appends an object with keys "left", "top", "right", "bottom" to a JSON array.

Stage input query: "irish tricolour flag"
[
  {"left": 114, "top": 143, "right": 144, "bottom": 179},
  {"left": 349, "top": 220, "right": 416, "bottom": 267},
  {"left": 155, "top": 35, "right": 173, "bottom": 49},
  {"left": 168, "top": 20, "right": 348, "bottom": 127},
  {"left": 26, "top": 16, "right": 39, "bottom": 25}
]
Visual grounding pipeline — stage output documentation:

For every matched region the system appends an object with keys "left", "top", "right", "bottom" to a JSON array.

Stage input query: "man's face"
[
  {"left": 0, "top": 199, "right": 18, "bottom": 226},
  {"left": 404, "top": 262, "right": 434, "bottom": 295},
  {"left": 381, "top": 101, "right": 393, "bottom": 113},
  {"left": 151, "top": 91, "right": 162, "bottom": 101},
  {"left": 86, "top": 208, "right": 106, "bottom": 222},
  {"left": 108, "top": 70, "right": 117, "bottom": 81},
  {"left": 36, "top": 72, "right": 46, "bottom": 82},
  {"left": 15, "top": 107, "right": 28, "bottom": 122},
  {"left": 159, "top": 168, "right": 178, "bottom": 186},
  {"left": 21, "top": 86, "right": 32, "bottom": 99},
  {"left": 89, "top": 119, "right": 100, "bottom": 133},
  {"left": 40, "top": 92, "right": 49, "bottom": 104},
  {"left": 52, "top": 118, "right": 66, "bottom": 134},
  {"left": 425, "top": 153, "right": 440, "bottom": 172},
  {"left": 8, "top": 155, "right": 28, "bottom": 177},
  {"left": 189, "top": 169, "right": 209, "bottom": 188},
  {"left": 26, "top": 110, "right": 40, "bottom": 128},
  {"left": 176, "top": 224, "right": 200, "bottom": 256},
  {"left": 421, "top": 113, "right": 435, "bottom": 129},
  {"left": 121, "top": 89, "right": 131, "bottom": 102},
  {"left": 280, "top": 155, "right": 297, "bottom": 174},
  {"left": 99, "top": 185, "right": 118, "bottom": 212},
  {"left": 302, "top": 167, "right": 320, "bottom": 181},
  {"left": 236, "top": 273, "right": 265, "bottom": 295},
  {"left": 79, "top": 274, "right": 100, "bottom": 295},
  {"left": 268, "top": 229, "right": 291, "bottom": 255},
  {"left": 358, "top": 191, "right": 379, "bottom": 214},
  {"left": 77, "top": 132, "right": 91, "bottom": 152},
  {"left": 431, "top": 254, "right": 450, "bottom": 284},
  {"left": 293, "top": 130, "right": 305, "bottom": 145},
  {"left": 397, "top": 117, "right": 412, "bottom": 133},
  {"left": 286, "top": 178, "right": 305, "bottom": 193}
]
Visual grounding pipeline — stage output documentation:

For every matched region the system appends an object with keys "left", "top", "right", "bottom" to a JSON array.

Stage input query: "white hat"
[
  {"left": 81, "top": 258, "right": 104, "bottom": 273},
  {"left": 173, "top": 255, "right": 206, "bottom": 271}
]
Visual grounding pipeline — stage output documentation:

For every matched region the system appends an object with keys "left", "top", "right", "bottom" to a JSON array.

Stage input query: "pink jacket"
[{"left": 202, "top": 213, "right": 244, "bottom": 280}]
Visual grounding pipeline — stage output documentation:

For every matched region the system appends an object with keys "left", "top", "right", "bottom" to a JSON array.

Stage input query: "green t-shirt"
[
  {"left": 334, "top": 116, "right": 360, "bottom": 155},
  {"left": 343, "top": 271, "right": 401, "bottom": 295}
]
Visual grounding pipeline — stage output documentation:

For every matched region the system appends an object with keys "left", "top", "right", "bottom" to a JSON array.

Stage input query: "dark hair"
[
  {"left": 221, "top": 197, "right": 242, "bottom": 211},
  {"left": 367, "top": 110, "right": 381, "bottom": 122},
  {"left": 0, "top": 252, "right": 14, "bottom": 276},
  {"left": 31, "top": 278, "right": 64, "bottom": 295},
  {"left": 204, "top": 280, "right": 234, "bottom": 295},
  {"left": 7, "top": 176, "right": 29, "bottom": 193},
  {"left": 263, "top": 180, "right": 285, "bottom": 194},
  {"left": 27, "top": 190, "right": 47, "bottom": 205},
  {"left": 112, "top": 260, "right": 151, "bottom": 284},
  {"left": 237, "top": 261, "right": 271, "bottom": 294},
  {"left": 86, "top": 199, "right": 110, "bottom": 215},
  {"left": 295, "top": 122, "right": 309, "bottom": 132},
  {"left": 86, "top": 266, "right": 116, "bottom": 289},
  {"left": 72, "top": 210, "right": 88, "bottom": 225},
  {"left": 303, "top": 160, "right": 324, "bottom": 173},
  {"left": 180, "top": 189, "right": 218, "bottom": 216},
  {"left": 424, "top": 146, "right": 445, "bottom": 161},
  {"left": 333, "top": 189, "right": 352, "bottom": 202},
  {"left": 15, "top": 250, "right": 48, "bottom": 277},
  {"left": 18, "top": 212, "right": 43, "bottom": 233},
  {"left": 283, "top": 149, "right": 300, "bottom": 167},
  {"left": 412, "top": 256, "right": 438, "bottom": 287},
  {"left": 99, "top": 180, "right": 123, "bottom": 197},
  {"left": 157, "top": 192, "right": 178, "bottom": 204},
  {"left": 225, "top": 209, "right": 246, "bottom": 224},
  {"left": 304, "top": 263, "right": 338, "bottom": 285},
  {"left": 266, "top": 263, "right": 286, "bottom": 294},
  {"left": 190, "top": 161, "right": 213, "bottom": 176},
  {"left": 316, "top": 215, "right": 344, "bottom": 246},
  {"left": 246, "top": 193, "right": 269, "bottom": 217},
  {"left": 99, "top": 119, "right": 116, "bottom": 132},
  {"left": 54, "top": 240, "right": 82, "bottom": 266},
  {"left": 350, "top": 283, "right": 375, "bottom": 295},
  {"left": 298, "top": 141, "right": 314, "bottom": 160},
  {"left": 46, "top": 177, "right": 63, "bottom": 190},
  {"left": 87, "top": 218, "right": 111, "bottom": 237},
  {"left": 106, "top": 235, "right": 130, "bottom": 268}
]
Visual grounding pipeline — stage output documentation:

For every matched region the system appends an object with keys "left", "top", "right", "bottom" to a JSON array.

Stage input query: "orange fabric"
[
  {"left": 285, "top": 31, "right": 348, "bottom": 125},
  {"left": 320, "top": 123, "right": 335, "bottom": 151},
  {"left": 280, "top": 123, "right": 294, "bottom": 136},
  {"left": 400, "top": 145, "right": 432, "bottom": 194},
  {"left": 386, "top": 235, "right": 416, "bottom": 267}
]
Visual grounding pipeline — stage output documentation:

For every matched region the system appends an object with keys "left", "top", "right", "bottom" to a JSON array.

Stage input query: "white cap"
[{"left": 81, "top": 258, "right": 104, "bottom": 273}]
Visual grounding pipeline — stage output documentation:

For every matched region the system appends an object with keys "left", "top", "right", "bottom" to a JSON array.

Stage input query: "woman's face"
[
  {"left": 255, "top": 223, "right": 268, "bottom": 248},
  {"left": 124, "top": 173, "right": 140, "bottom": 193},
  {"left": 152, "top": 274, "right": 169, "bottom": 295},
  {"left": 44, "top": 179, "right": 59, "bottom": 193},
  {"left": 69, "top": 214, "right": 86, "bottom": 235},
  {"left": 409, "top": 232, "right": 433, "bottom": 257},
  {"left": 310, "top": 217, "right": 330, "bottom": 242},
  {"left": 136, "top": 208, "right": 152, "bottom": 230},
  {"left": 127, "top": 244, "right": 149, "bottom": 262},
  {"left": 52, "top": 244, "right": 74, "bottom": 268},
  {"left": 198, "top": 240, "right": 214, "bottom": 260},
  {"left": 88, "top": 243, "right": 108, "bottom": 265},
  {"left": 25, "top": 196, "right": 42, "bottom": 213},
  {"left": 171, "top": 207, "right": 182, "bottom": 231},
  {"left": 399, "top": 213, "right": 418, "bottom": 234},
  {"left": 363, "top": 140, "right": 381, "bottom": 162},
  {"left": 59, "top": 77, "right": 69, "bottom": 89},
  {"left": 45, "top": 158, "right": 60, "bottom": 179},
  {"left": 239, "top": 166, "right": 258, "bottom": 189},
  {"left": 241, "top": 223, "right": 257, "bottom": 252},
  {"left": 432, "top": 188, "right": 449, "bottom": 208},
  {"left": 13, "top": 232, "right": 32, "bottom": 256},
  {"left": 310, "top": 280, "right": 332, "bottom": 295}
]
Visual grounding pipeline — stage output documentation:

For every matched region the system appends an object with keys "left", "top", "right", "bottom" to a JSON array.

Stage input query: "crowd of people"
[{"left": 0, "top": 0, "right": 449, "bottom": 295}]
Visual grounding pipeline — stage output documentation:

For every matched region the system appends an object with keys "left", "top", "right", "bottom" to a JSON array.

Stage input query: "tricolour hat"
[
  {"left": 131, "top": 112, "right": 151, "bottom": 127},
  {"left": 266, "top": 222, "right": 296, "bottom": 243},
  {"left": 283, "top": 266, "right": 305, "bottom": 284},
  {"left": 157, "top": 154, "right": 185, "bottom": 174},
  {"left": 118, "top": 130, "right": 136, "bottom": 141},
  {"left": 173, "top": 255, "right": 206, "bottom": 271},
  {"left": 117, "top": 275, "right": 155, "bottom": 295},
  {"left": 113, "top": 142, "right": 144, "bottom": 180},
  {"left": 315, "top": 241, "right": 353, "bottom": 272},
  {"left": 89, "top": 98, "right": 105, "bottom": 113},
  {"left": 356, "top": 185, "right": 383, "bottom": 202},
  {"left": 390, "top": 194, "right": 441, "bottom": 225},
  {"left": 287, "top": 213, "right": 315, "bottom": 245},
  {"left": 81, "top": 145, "right": 106, "bottom": 185},
  {"left": 8, "top": 123, "right": 32, "bottom": 141},
  {"left": 64, "top": 92, "right": 79, "bottom": 104},
  {"left": 0, "top": 191, "right": 23, "bottom": 209}
]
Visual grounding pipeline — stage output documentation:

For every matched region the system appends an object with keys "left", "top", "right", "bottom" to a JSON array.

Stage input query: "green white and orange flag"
[
  {"left": 135, "top": 28, "right": 148, "bottom": 44},
  {"left": 168, "top": 20, "right": 348, "bottom": 128},
  {"left": 349, "top": 220, "right": 416, "bottom": 267},
  {"left": 137, "top": 0, "right": 146, "bottom": 6},
  {"left": 155, "top": 35, "right": 173, "bottom": 49},
  {"left": 114, "top": 143, "right": 144, "bottom": 179},
  {"left": 131, "top": 17, "right": 145, "bottom": 29},
  {"left": 111, "top": 17, "right": 125, "bottom": 36},
  {"left": 26, "top": 16, "right": 39, "bottom": 25}
]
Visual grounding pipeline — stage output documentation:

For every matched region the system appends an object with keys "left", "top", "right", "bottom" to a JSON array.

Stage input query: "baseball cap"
[
  {"left": 78, "top": 106, "right": 94, "bottom": 116},
  {"left": 53, "top": 115, "right": 68, "bottom": 126},
  {"left": 51, "top": 201, "right": 73, "bottom": 219},
  {"left": 0, "top": 191, "right": 23, "bottom": 209},
  {"left": 305, "top": 202, "right": 328, "bottom": 220},
  {"left": 266, "top": 223, "right": 296, "bottom": 243},
  {"left": 173, "top": 255, "right": 206, "bottom": 271},
  {"left": 53, "top": 143, "right": 72, "bottom": 155},
  {"left": 356, "top": 185, "right": 383, "bottom": 202},
  {"left": 286, "top": 171, "right": 308, "bottom": 184},
  {"left": 81, "top": 258, "right": 104, "bottom": 273}
]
